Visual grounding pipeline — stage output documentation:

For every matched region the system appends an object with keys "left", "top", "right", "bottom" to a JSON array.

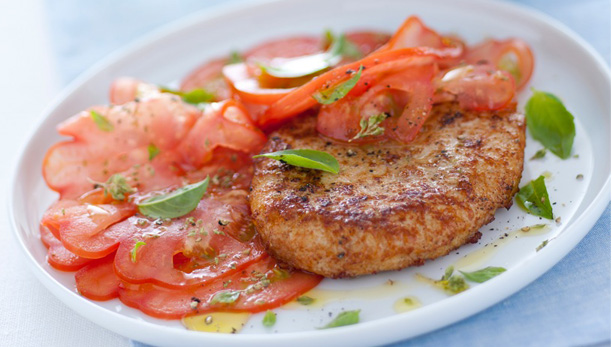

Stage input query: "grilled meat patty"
[{"left": 249, "top": 102, "right": 526, "bottom": 277}]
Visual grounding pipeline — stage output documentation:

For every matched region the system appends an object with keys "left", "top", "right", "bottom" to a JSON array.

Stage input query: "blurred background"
[{"left": 0, "top": 0, "right": 609, "bottom": 346}]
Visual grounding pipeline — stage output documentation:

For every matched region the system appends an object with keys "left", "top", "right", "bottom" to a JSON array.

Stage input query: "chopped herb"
[
  {"left": 210, "top": 290, "right": 241, "bottom": 305},
  {"left": 228, "top": 50, "right": 243, "bottom": 64},
  {"left": 515, "top": 176, "right": 554, "bottom": 220},
  {"left": 312, "top": 65, "right": 363, "bottom": 105},
  {"left": 137, "top": 177, "right": 209, "bottom": 219},
  {"left": 159, "top": 86, "right": 214, "bottom": 105},
  {"left": 130, "top": 241, "right": 146, "bottom": 262},
  {"left": 530, "top": 148, "right": 547, "bottom": 160},
  {"left": 351, "top": 113, "right": 388, "bottom": 141},
  {"left": 90, "top": 110, "right": 114, "bottom": 132},
  {"left": 525, "top": 89, "right": 576, "bottom": 159},
  {"left": 536, "top": 240, "right": 549, "bottom": 251},
  {"left": 460, "top": 266, "right": 506, "bottom": 283},
  {"left": 423, "top": 267, "right": 469, "bottom": 295},
  {"left": 297, "top": 296, "right": 315, "bottom": 305},
  {"left": 93, "top": 174, "right": 134, "bottom": 200},
  {"left": 254, "top": 149, "right": 340, "bottom": 174},
  {"left": 262, "top": 310, "right": 277, "bottom": 327},
  {"left": 147, "top": 144, "right": 160, "bottom": 161},
  {"left": 320, "top": 310, "right": 360, "bottom": 329}
]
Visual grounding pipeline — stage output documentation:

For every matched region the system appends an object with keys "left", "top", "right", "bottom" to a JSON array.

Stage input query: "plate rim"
[{"left": 9, "top": 0, "right": 611, "bottom": 345}]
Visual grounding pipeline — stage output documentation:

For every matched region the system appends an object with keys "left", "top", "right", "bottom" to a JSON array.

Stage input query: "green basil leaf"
[
  {"left": 328, "top": 32, "right": 363, "bottom": 60},
  {"left": 90, "top": 110, "right": 114, "bottom": 132},
  {"left": 460, "top": 266, "right": 506, "bottom": 283},
  {"left": 525, "top": 89, "right": 575, "bottom": 159},
  {"left": 159, "top": 87, "right": 214, "bottom": 105},
  {"left": 210, "top": 290, "right": 241, "bottom": 305},
  {"left": 515, "top": 175, "right": 554, "bottom": 220},
  {"left": 137, "top": 177, "right": 209, "bottom": 219},
  {"left": 312, "top": 65, "right": 363, "bottom": 105},
  {"left": 296, "top": 295, "right": 315, "bottom": 305},
  {"left": 130, "top": 241, "right": 146, "bottom": 263},
  {"left": 351, "top": 113, "right": 387, "bottom": 140},
  {"left": 254, "top": 149, "right": 340, "bottom": 174},
  {"left": 530, "top": 148, "right": 546, "bottom": 160},
  {"left": 442, "top": 266, "right": 454, "bottom": 281},
  {"left": 228, "top": 50, "right": 243, "bottom": 64},
  {"left": 320, "top": 310, "right": 360, "bottom": 329},
  {"left": 147, "top": 144, "right": 160, "bottom": 161},
  {"left": 262, "top": 310, "right": 277, "bottom": 327}
]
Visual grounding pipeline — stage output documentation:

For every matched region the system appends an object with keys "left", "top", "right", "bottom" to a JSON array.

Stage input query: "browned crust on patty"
[{"left": 249, "top": 102, "right": 525, "bottom": 277}]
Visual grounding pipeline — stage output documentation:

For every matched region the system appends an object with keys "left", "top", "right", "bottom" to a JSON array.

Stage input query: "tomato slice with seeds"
[
  {"left": 118, "top": 256, "right": 322, "bottom": 319},
  {"left": 40, "top": 224, "right": 92, "bottom": 271},
  {"left": 113, "top": 190, "right": 266, "bottom": 289},
  {"left": 317, "top": 60, "right": 436, "bottom": 143},
  {"left": 75, "top": 253, "right": 120, "bottom": 301},
  {"left": 465, "top": 38, "right": 534, "bottom": 90}
]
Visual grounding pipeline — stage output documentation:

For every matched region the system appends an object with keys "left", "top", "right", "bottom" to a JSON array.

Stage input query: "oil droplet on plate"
[
  {"left": 393, "top": 296, "right": 421, "bottom": 313},
  {"left": 182, "top": 312, "right": 250, "bottom": 333}
]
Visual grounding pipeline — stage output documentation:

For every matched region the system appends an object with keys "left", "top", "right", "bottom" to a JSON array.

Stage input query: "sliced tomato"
[
  {"left": 43, "top": 94, "right": 199, "bottom": 199},
  {"left": 345, "top": 31, "right": 391, "bottom": 56},
  {"left": 75, "top": 253, "right": 120, "bottom": 301},
  {"left": 180, "top": 58, "right": 232, "bottom": 100},
  {"left": 42, "top": 192, "right": 137, "bottom": 259},
  {"left": 317, "top": 60, "right": 435, "bottom": 143},
  {"left": 378, "top": 16, "right": 464, "bottom": 66},
  {"left": 176, "top": 99, "right": 267, "bottom": 169},
  {"left": 113, "top": 190, "right": 266, "bottom": 289},
  {"left": 465, "top": 38, "right": 534, "bottom": 90},
  {"left": 435, "top": 64, "right": 516, "bottom": 111},
  {"left": 259, "top": 47, "right": 438, "bottom": 129},
  {"left": 118, "top": 256, "right": 322, "bottom": 319},
  {"left": 40, "top": 224, "right": 92, "bottom": 271}
]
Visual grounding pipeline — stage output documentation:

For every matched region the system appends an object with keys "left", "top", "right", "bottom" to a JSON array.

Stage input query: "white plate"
[{"left": 9, "top": 0, "right": 610, "bottom": 346}]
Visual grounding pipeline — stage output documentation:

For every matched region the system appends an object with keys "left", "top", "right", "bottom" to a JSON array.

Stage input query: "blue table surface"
[{"left": 44, "top": 1, "right": 611, "bottom": 346}]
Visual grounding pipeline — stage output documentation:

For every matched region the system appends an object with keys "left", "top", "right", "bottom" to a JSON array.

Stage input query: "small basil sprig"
[
  {"left": 137, "top": 177, "right": 209, "bottom": 219},
  {"left": 460, "top": 267, "right": 506, "bottom": 283},
  {"left": 90, "top": 110, "right": 114, "bottom": 132},
  {"left": 313, "top": 65, "right": 363, "bottom": 105},
  {"left": 525, "top": 89, "right": 576, "bottom": 159},
  {"left": 515, "top": 175, "right": 553, "bottom": 220},
  {"left": 352, "top": 113, "right": 388, "bottom": 140},
  {"left": 254, "top": 149, "right": 340, "bottom": 174},
  {"left": 320, "top": 310, "right": 360, "bottom": 329},
  {"left": 159, "top": 87, "right": 214, "bottom": 105}
]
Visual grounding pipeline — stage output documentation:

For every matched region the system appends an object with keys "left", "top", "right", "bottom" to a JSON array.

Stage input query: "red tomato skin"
[
  {"left": 113, "top": 190, "right": 266, "bottom": 289},
  {"left": 118, "top": 257, "right": 322, "bottom": 320},
  {"left": 180, "top": 58, "right": 232, "bottom": 100},
  {"left": 40, "top": 224, "right": 92, "bottom": 272},
  {"left": 75, "top": 253, "right": 120, "bottom": 301}
]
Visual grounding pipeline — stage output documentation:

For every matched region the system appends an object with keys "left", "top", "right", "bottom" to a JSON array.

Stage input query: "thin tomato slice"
[
  {"left": 118, "top": 256, "right": 322, "bottom": 319},
  {"left": 436, "top": 64, "right": 516, "bottom": 111},
  {"left": 113, "top": 190, "right": 266, "bottom": 289},
  {"left": 465, "top": 38, "right": 534, "bottom": 90},
  {"left": 75, "top": 253, "right": 120, "bottom": 301},
  {"left": 40, "top": 224, "right": 92, "bottom": 271},
  {"left": 176, "top": 100, "right": 267, "bottom": 169},
  {"left": 317, "top": 59, "right": 435, "bottom": 143},
  {"left": 180, "top": 58, "right": 232, "bottom": 100}
]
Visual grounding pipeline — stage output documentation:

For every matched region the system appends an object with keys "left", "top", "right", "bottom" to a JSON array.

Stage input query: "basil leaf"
[
  {"left": 147, "top": 144, "right": 160, "bottom": 161},
  {"left": 210, "top": 290, "right": 241, "bottom": 305},
  {"left": 296, "top": 296, "right": 315, "bottom": 305},
  {"left": 262, "top": 310, "right": 276, "bottom": 327},
  {"left": 530, "top": 148, "right": 546, "bottom": 160},
  {"left": 90, "top": 110, "right": 114, "bottom": 132},
  {"left": 515, "top": 175, "right": 554, "bottom": 220},
  {"left": 320, "top": 310, "right": 360, "bottom": 329},
  {"left": 525, "top": 89, "right": 575, "bottom": 159},
  {"left": 460, "top": 266, "right": 506, "bottom": 283},
  {"left": 228, "top": 50, "right": 243, "bottom": 64},
  {"left": 159, "top": 87, "right": 214, "bottom": 105},
  {"left": 254, "top": 149, "right": 339, "bottom": 174},
  {"left": 312, "top": 65, "right": 363, "bottom": 105},
  {"left": 137, "top": 177, "right": 209, "bottom": 219},
  {"left": 351, "top": 113, "right": 387, "bottom": 140},
  {"left": 327, "top": 32, "right": 363, "bottom": 60},
  {"left": 130, "top": 241, "right": 146, "bottom": 263}
]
